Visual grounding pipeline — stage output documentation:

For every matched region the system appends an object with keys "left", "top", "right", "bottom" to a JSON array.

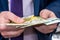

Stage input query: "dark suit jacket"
[{"left": 0, "top": 0, "right": 60, "bottom": 40}]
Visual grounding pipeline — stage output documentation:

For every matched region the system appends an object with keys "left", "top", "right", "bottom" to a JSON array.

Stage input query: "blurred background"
[{"left": 52, "top": 24, "right": 60, "bottom": 40}]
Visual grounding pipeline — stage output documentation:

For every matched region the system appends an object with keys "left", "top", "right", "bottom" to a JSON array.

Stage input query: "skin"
[
  {"left": 0, "top": 9, "right": 57, "bottom": 38},
  {"left": 35, "top": 9, "right": 57, "bottom": 34},
  {"left": 0, "top": 11, "right": 25, "bottom": 38}
]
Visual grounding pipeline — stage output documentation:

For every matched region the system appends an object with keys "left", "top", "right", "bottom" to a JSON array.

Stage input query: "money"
[
  {"left": 0, "top": 15, "right": 60, "bottom": 28},
  {"left": 44, "top": 18, "right": 60, "bottom": 25}
]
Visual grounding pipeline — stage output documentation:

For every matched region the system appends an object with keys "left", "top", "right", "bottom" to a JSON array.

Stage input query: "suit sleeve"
[
  {"left": 0, "top": 0, "right": 8, "bottom": 12},
  {"left": 46, "top": 0, "right": 60, "bottom": 18}
]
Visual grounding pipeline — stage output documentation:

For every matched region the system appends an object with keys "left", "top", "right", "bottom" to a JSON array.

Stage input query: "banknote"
[{"left": 0, "top": 15, "right": 60, "bottom": 28}]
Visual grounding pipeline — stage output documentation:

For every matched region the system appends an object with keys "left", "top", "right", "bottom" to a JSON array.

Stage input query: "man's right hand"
[{"left": 0, "top": 11, "right": 25, "bottom": 38}]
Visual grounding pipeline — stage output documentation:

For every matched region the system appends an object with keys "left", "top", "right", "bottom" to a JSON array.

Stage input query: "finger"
[
  {"left": 0, "top": 17, "right": 19, "bottom": 31},
  {"left": 49, "top": 12, "right": 57, "bottom": 18},
  {"left": 0, "top": 25, "right": 23, "bottom": 31},
  {"left": 0, "top": 17, "right": 16, "bottom": 31},
  {"left": 35, "top": 24, "right": 57, "bottom": 34},
  {"left": 6, "top": 11, "right": 24, "bottom": 23},
  {"left": 40, "top": 9, "right": 50, "bottom": 19},
  {"left": 0, "top": 11, "right": 24, "bottom": 31},
  {"left": 1, "top": 11, "right": 24, "bottom": 24},
  {"left": 0, "top": 17, "right": 10, "bottom": 23},
  {"left": 0, "top": 17, "right": 10, "bottom": 31},
  {"left": 0, "top": 20, "right": 23, "bottom": 32},
  {"left": 1, "top": 29, "right": 24, "bottom": 38},
  {"left": 47, "top": 24, "right": 57, "bottom": 30}
]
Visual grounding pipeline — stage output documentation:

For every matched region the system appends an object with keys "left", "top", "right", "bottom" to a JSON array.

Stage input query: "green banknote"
[{"left": 1, "top": 15, "right": 60, "bottom": 28}]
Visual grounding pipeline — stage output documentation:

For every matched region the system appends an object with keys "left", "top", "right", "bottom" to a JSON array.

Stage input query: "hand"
[
  {"left": 1, "top": 29, "right": 24, "bottom": 38},
  {"left": 0, "top": 11, "right": 25, "bottom": 38},
  {"left": 34, "top": 9, "right": 57, "bottom": 34}
]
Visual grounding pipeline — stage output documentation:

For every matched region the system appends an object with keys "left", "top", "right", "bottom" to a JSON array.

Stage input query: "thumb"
[
  {"left": 40, "top": 9, "right": 50, "bottom": 19},
  {"left": 1, "top": 11, "right": 24, "bottom": 24},
  {"left": 7, "top": 12, "right": 25, "bottom": 24}
]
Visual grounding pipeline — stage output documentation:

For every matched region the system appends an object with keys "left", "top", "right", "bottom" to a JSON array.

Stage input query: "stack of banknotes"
[{"left": 1, "top": 15, "right": 60, "bottom": 28}]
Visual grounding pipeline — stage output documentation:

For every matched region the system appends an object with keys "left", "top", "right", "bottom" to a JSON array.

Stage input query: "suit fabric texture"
[{"left": 0, "top": 0, "right": 60, "bottom": 40}]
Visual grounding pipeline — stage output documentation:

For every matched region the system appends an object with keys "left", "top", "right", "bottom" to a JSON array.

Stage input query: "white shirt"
[{"left": 8, "top": 0, "right": 38, "bottom": 40}]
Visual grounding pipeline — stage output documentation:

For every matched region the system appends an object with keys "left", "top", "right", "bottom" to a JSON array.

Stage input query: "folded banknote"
[{"left": 0, "top": 15, "right": 60, "bottom": 28}]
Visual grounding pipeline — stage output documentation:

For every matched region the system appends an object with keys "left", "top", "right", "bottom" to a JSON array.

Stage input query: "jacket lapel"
[
  {"left": 34, "top": 0, "right": 41, "bottom": 16},
  {"left": 34, "top": 0, "right": 45, "bottom": 16}
]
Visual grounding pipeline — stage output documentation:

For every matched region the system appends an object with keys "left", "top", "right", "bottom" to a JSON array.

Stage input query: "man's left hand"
[{"left": 34, "top": 9, "right": 57, "bottom": 34}]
